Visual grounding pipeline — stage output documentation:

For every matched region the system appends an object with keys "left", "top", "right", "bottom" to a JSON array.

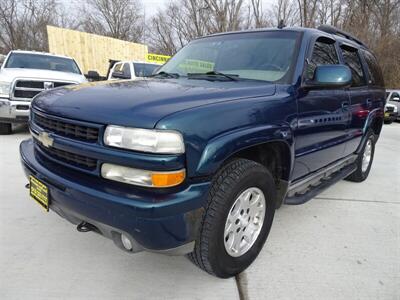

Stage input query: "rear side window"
[
  {"left": 363, "top": 51, "right": 384, "bottom": 87},
  {"left": 122, "top": 63, "right": 131, "bottom": 78},
  {"left": 340, "top": 47, "right": 366, "bottom": 87},
  {"left": 113, "top": 63, "right": 123, "bottom": 72}
]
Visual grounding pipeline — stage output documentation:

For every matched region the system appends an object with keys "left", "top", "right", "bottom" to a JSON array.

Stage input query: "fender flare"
[{"left": 194, "top": 124, "right": 294, "bottom": 177}]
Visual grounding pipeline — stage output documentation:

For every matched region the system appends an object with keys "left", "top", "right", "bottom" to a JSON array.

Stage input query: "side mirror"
[
  {"left": 392, "top": 97, "right": 400, "bottom": 102},
  {"left": 111, "top": 71, "right": 130, "bottom": 79},
  {"left": 86, "top": 70, "right": 101, "bottom": 81},
  {"left": 304, "top": 65, "right": 352, "bottom": 89}
]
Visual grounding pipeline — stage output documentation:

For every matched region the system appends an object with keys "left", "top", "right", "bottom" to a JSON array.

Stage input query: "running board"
[{"left": 285, "top": 157, "right": 357, "bottom": 205}]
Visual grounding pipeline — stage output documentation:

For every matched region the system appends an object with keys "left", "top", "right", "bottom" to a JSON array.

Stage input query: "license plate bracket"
[{"left": 29, "top": 175, "right": 49, "bottom": 212}]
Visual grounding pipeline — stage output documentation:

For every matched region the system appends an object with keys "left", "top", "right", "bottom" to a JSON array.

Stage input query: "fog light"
[{"left": 121, "top": 234, "right": 133, "bottom": 251}]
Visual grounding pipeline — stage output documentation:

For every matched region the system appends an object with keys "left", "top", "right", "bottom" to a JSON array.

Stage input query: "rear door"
[
  {"left": 340, "top": 44, "right": 385, "bottom": 155},
  {"left": 293, "top": 37, "right": 350, "bottom": 180}
]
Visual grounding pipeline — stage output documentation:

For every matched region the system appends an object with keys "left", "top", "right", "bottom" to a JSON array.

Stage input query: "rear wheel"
[
  {"left": 345, "top": 131, "right": 375, "bottom": 182},
  {"left": 0, "top": 123, "right": 12, "bottom": 135},
  {"left": 188, "top": 158, "right": 276, "bottom": 278}
]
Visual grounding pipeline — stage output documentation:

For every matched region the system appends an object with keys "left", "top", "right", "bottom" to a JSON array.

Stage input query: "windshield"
[
  {"left": 133, "top": 63, "right": 159, "bottom": 77},
  {"left": 5, "top": 53, "right": 81, "bottom": 74},
  {"left": 158, "top": 31, "right": 300, "bottom": 82}
]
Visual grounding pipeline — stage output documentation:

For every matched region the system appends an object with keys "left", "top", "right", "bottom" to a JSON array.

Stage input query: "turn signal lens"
[
  {"left": 101, "top": 163, "right": 185, "bottom": 188},
  {"left": 151, "top": 170, "right": 186, "bottom": 188}
]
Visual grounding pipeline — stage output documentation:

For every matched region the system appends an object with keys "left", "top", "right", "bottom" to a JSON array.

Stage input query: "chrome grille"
[{"left": 12, "top": 80, "right": 73, "bottom": 101}]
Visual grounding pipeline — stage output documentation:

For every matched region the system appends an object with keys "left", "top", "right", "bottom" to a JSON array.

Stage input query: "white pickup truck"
[
  {"left": 0, "top": 50, "right": 87, "bottom": 134},
  {"left": 108, "top": 61, "right": 159, "bottom": 80}
]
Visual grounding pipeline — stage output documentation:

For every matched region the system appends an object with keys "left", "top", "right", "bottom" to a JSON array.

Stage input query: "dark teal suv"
[{"left": 20, "top": 25, "right": 385, "bottom": 278}]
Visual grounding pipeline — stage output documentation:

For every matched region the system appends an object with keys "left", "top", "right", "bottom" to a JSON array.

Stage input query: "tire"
[
  {"left": 345, "top": 131, "right": 375, "bottom": 182},
  {"left": 0, "top": 123, "right": 12, "bottom": 135},
  {"left": 188, "top": 158, "right": 276, "bottom": 278}
]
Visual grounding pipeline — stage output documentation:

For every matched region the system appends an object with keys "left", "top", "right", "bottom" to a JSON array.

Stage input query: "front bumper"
[
  {"left": 0, "top": 98, "right": 30, "bottom": 123},
  {"left": 384, "top": 111, "right": 398, "bottom": 122},
  {"left": 20, "top": 139, "right": 210, "bottom": 255}
]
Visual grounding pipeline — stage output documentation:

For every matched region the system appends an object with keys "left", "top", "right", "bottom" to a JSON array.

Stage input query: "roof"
[
  {"left": 9, "top": 50, "right": 75, "bottom": 60},
  {"left": 203, "top": 26, "right": 368, "bottom": 50}
]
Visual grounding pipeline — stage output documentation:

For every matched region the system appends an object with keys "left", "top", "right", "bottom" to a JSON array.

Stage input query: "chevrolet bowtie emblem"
[
  {"left": 38, "top": 131, "right": 54, "bottom": 148},
  {"left": 43, "top": 81, "right": 54, "bottom": 90}
]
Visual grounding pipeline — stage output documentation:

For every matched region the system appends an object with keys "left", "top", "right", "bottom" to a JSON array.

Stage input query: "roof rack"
[{"left": 317, "top": 25, "right": 367, "bottom": 48}]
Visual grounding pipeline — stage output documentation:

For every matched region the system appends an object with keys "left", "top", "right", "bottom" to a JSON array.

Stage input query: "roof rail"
[{"left": 317, "top": 25, "right": 367, "bottom": 48}]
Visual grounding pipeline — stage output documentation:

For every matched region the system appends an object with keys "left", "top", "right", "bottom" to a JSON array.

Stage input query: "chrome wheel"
[
  {"left": 362, "top": 139, "right": 372, "bottom": 173},
  {"left": 224, "top": 187, "right": 266, "bottom": 257}
]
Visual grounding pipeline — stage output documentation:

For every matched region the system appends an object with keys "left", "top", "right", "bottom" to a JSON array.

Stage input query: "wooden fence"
[{"left": 47, "top": 26, "right": 148, "bottom": 76}]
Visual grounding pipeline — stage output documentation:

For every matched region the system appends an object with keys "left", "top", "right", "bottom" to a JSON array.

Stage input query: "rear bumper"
[
  {"left": 0, "top": 98, "right": 30, "bottom": 123},
  {"left": 20, "top": 139, "right": 210, "bottom": 255}
]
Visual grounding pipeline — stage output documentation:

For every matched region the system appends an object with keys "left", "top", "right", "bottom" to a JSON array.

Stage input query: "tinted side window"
[
  {"left": 363, "top": 50, "right": 384, "bottom": 86},
  {"left": 307, "top": 40, "right": 339, "bottom": 79},
  {"left": 311, "top": 41, "right": 339, "bottom": 65},
  {"left": 114, "top": 63, "right": 123, "bottom": 72},
  {"left": 340, "top": 47, "right": 366, "bottom": 87},
  {"left": 123, "top": 63, "right": 131, "bottom": 78}
]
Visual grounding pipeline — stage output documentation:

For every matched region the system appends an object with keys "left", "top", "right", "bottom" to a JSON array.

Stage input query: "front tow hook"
[{"left": 77, "top": 222, "right": 98, "bottom": 233}]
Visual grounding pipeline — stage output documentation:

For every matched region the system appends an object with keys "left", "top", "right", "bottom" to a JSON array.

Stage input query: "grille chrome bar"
[
  {"left": 33, "top": 113, "right": 99, "bottom": 142},
  {"left": 36, "top": 142, "right": 97, "bottom": 170},
  {"left": 12, "top": 79, "right": 75, "bottom": 101}
]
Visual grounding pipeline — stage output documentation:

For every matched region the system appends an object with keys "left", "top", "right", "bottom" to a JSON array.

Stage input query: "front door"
[{"left": 293, "top": 37, "right": 351, "bottom": 180}]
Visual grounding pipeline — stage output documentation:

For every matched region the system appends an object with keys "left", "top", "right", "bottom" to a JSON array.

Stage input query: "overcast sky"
[{"left": 65, "top": 0, "right": 275, "bottom": 18}]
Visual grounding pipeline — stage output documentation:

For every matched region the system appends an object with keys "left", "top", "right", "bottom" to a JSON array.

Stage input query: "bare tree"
[
  {"left": 0, "top": 0, "right": 59, "bottom": 53},
  {"left": 271, "top": 0, "right": 299, "bottom": 27},
  {"left": 81, "top": 0, "right": 144, "bottom": 42}
]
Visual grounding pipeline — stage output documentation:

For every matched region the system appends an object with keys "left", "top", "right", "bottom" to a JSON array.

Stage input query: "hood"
[
  {"left": 0, "top": 68, "right": 87, "bottom": 83},
  {"left": 32, "top": 78, "right": 276, "bottom": 128}
]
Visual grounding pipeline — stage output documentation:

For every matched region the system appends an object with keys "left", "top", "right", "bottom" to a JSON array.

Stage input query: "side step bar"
[{"left": 285, "top": 156, "right": 357, "bottom": 205}]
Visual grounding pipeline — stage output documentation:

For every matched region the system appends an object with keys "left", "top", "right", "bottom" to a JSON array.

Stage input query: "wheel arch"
[{"left": 194, "top": 125, "right": 294, "bottom": 207}]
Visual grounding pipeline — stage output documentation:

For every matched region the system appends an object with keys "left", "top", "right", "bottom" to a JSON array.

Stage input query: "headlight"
[
  {"left": 0, "top": 81, "right": 11, "bottom": 98},
  {"left": 394, "top": 106, "right": 398, "bottom": 113},
  {"left": 104, "top": 125, "right": 185, "bottom": 154},
  {"left": 101, "top": 163, "right": 185, "bottom": 187}
]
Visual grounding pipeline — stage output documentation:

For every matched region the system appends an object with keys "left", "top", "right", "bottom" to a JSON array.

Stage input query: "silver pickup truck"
[{"left": 0, "top": 50, "right": 87, "bottom": 134}]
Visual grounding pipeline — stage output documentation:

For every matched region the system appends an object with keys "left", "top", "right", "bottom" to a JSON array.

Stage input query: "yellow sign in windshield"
[{"left": 179, "top": 59, "right": 215, "bottom": 73}]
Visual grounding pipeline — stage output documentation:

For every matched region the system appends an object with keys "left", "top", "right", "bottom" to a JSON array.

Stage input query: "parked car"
[
  {"left": 385, "top": 89, "right": 400, "bottom": 122},
  {"left": 0, "top": 50, "right": 87, "bottom": 134},
  {"left": 384, "top": 103, "right": 398, "bottom": 123},
  {"left": 20, "top": 25, "right": 385, "bottom": 278},
  {"left": 108, "top": 61, "right": 160, "bottom": 80}
]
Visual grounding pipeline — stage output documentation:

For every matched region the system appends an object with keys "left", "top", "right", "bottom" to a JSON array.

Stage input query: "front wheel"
[
  {"left": 188, "top": 158, "right": 276, "bottom": 278},
  {"left": 345, "top": 131, "right": 375, "bottom": 182}
]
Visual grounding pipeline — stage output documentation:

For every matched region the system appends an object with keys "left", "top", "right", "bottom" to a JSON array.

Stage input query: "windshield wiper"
[
  {"left": 188, "top": 71, "right": 239, "bottom": 81},
  {"left": 149, "top": 71, "right": 180, "bottom": 79}
]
